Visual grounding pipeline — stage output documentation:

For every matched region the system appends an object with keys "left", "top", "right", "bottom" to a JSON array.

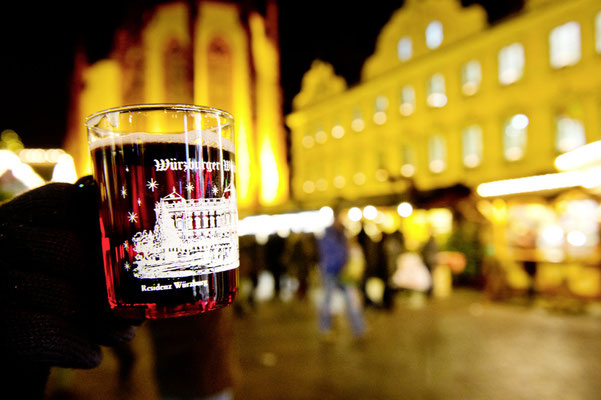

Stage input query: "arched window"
[
  {"left": 549, "top": 21, "right": 581, "bottom": 69},
  {"left": 397, "top": 36, "right": 412, "bottom": 61},
  {"left": 331, "top": 120, "right": 345, "bottom": 139},
  {"left": 503, "top": 113, "right": 529, "bottom": 161},
  {"left": 555, "top": 114, "right": 585, "bottom": 153},
  {"left": 399, "top": 85, "right": 416, "bottom": 116},
  {"left": 374, "top": 95, "right": 388, "bottom": 125},
  {"left": 462, "top": 125, "right": 483, "bottom": 168},
  {"left": 314, "top": 124, "right": 327, "bottom": 144},
  {"left": 351, "top": 107, "right": 365, "bottom": 132},
  {"left": 426, "top": 21, "right": 443, "bottom": 49},
  {"left": 400, "top": 144, "right": 416, "bottom": 177},
  {"left": 427, "top": 73, "right": 447, "bottom": 108},
  {"left": 428, "top": 134, "right": 446, "bottom": 173},
  {"left": 498, "top": 43, "right": 524, "bottom": 85},
  {"left": 461, "top": 60, "right": 482, "bottom": 96},
  {"left": 301, "top": 131, "right": 315, "bottom": 148}
]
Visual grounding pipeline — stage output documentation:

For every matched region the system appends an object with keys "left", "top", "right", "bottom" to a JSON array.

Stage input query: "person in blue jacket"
[{"left": 317, "top": 208, "right": 366, "bottom": 339}]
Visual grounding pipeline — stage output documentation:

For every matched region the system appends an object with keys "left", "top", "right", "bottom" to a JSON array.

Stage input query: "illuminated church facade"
[{"left": 65, "top": 0, "right": 288, "bottom": 216}]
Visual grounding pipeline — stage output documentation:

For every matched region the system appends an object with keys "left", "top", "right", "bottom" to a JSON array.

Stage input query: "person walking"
[{"left": 317, "top": 209, "right": 366, "bottom": 340}]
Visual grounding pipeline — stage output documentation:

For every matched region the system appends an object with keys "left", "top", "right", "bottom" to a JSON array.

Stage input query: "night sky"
[{"left": 0, "top": 0, "right": 522, "bottom": 150}]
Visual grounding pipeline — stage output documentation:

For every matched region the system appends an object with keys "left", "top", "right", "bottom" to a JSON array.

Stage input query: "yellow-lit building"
[
  {"left": 63, "top": 0, "right": 289, "bottom": 216},
  {"left": 286, "top": 0, "right": 601, "bottom": 300}
]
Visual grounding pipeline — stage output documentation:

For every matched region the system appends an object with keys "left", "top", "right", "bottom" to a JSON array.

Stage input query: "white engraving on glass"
[{"left": 131, "top": 185, "right": 238, "bottom": 279}]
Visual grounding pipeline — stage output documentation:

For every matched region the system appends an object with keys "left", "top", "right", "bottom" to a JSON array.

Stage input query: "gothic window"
[{"left": 208, "top": 37, "right": 233, "bottom": 112}]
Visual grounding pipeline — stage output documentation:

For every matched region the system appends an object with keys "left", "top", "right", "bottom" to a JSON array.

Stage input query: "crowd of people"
[{"left": 236, "top": 209, "right": 447, "bottom": 341}]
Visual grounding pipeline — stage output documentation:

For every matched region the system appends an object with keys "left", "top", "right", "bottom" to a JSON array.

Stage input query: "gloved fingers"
[
  {"left": 4, "top": 310, "right": 103, "bottom": 369},
  {"left": 0, "top": 178, "right": 100, "bottom": 232},
  {"left": 89, "top": 317, "right": 138, "bottom": 346},
  {"left": 2, "top": 227, "right": 96, "bottom": 275}
]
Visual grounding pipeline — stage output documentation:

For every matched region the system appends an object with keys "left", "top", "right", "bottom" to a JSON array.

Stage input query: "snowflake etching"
[
  {"left": 130, "top": 185, "right": 239, "bottom": 278},
  {"left": 146, "top": 178, "right": 159, "bottom": 192},
  {"left": 121, "top": 186, "right": 127, "bottom": 198},
  {"left": 128, "top": 212, "right": 138, "bottom": 223}
]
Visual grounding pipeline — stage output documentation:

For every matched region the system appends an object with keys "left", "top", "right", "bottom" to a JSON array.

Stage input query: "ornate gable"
[
  {"left": 361, "top": 0, "right": 486, "bottom": 80},
  {"left": 292, "top": 60, "right": 347, "bottom": 110}
]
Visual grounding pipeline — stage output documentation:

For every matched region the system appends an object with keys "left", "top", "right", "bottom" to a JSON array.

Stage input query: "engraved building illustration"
[{"left": 132, "top": 186, "right": 238, "bottom": 278}]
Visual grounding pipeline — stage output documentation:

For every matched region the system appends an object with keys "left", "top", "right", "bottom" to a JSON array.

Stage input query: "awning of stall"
[
  {"left": 476, "top": 140, "right": 601, "bottom": 199},
  {"left": 413, "top": 183, "right": 472, "bottom": 209}
]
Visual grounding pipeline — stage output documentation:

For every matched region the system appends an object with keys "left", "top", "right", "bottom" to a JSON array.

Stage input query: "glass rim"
[{"left": 85, "top": 103, "right": 234, "bottom": 128}]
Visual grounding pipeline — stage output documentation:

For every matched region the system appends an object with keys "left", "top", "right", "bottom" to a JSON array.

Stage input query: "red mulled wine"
[{"left": 90, "top": 132, "right": 239, "bottom": 319}]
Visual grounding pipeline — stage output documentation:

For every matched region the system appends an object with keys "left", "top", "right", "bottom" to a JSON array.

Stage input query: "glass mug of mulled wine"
[{"left": 86, "top": 104, "right": 239, "bottom": 319}]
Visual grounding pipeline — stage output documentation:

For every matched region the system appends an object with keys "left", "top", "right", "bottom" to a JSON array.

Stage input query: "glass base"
[{"left": 110, "top": 295, "right": 236, "bottom": 319}]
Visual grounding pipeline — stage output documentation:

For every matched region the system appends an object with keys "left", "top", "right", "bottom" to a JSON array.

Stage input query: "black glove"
[{"left": 0, "top": 176, "right": 138, "bottom": 393}]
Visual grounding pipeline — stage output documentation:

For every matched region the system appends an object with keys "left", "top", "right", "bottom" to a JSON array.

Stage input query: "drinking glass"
[{"left": 87, "top": 104, "right": 239, "bottom": 319}]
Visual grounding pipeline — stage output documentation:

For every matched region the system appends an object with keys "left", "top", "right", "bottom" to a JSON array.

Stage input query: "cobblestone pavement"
[
  {"left": 46, "top": 289, "right": 601, "bottom": 400},
  {"left": 232, "top": 290, "right": 601, "bottom": 400}
]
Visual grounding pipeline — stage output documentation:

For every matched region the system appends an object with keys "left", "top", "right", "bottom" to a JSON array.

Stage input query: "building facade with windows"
[
  {"left": 286, "top": 0, "right": 601, "bottom": 298},
  {"left": 287, "top": 0, "right": 601, "bottom": 207}
]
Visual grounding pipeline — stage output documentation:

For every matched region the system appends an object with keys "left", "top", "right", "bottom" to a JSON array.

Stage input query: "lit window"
[
  {"left": 498, "top": 43, "right": 525, "bottom": 85},
  {"left": 375, "top": 168, "right": 389, "bottom": 182},
  {"left": 333, "top": 175, "right": 346, "bottom": 189},
  {"left": 503, "top": 113, "right": 529, "bottom": 161},
  {"left": 428, "top": 135, "right": 446, "bottom": 173},
  {"left": 315, "top": 125, "right": 327, "bottom": 144},
  {"left": 426, "top": 21, "right": 443, "bottom": 49},
  {"left": 461, "top": 60, "right": 482, "bottom": 96},
  {"left": 550, "top": 21, "right": 581, "bottom": 68},
  {"left": 302, "top": 134, "right": 315, "bottom": 148},
  {"left": 351, "top": 108, "right": 365, "bottom": 132},
  {"left": 556, "top": 114, "right": 585, "bottom": 153},
  {"left": 374, "top": 95, "right": 388, "bottom": 125},
  {"left": 331, "top": 120, "right": 345, "bottom": 139},
  {"left": 595, "top": 12, "right": 601, "bottom": 53},
  {"left": 399, "top": 85, "right": 416, "bottom": 116},
  {"left": 397, "top": 36, "right": 412, "bottom": 61},
  {"left": 462, "top": 125, "right": 483, "bottom": 168},
  {"left": 427, "top": 73, "right": 447, "bottom": 108},
  {"left": 400, "top": 144, "right": 416, "bottom": 177},
  {"left": 303, "top": 180, "right": 315, "bottom": 194},
  {"left": 316, "top": 178, "right": 328, "bottom": 192},
  {"left": 353, "top": 172, "right": 366, "bottom": 186}
]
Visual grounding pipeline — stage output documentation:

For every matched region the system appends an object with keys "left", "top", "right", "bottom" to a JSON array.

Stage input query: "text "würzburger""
[{"left": 153, "top": 158, "right": 236, "bottom": 173}]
